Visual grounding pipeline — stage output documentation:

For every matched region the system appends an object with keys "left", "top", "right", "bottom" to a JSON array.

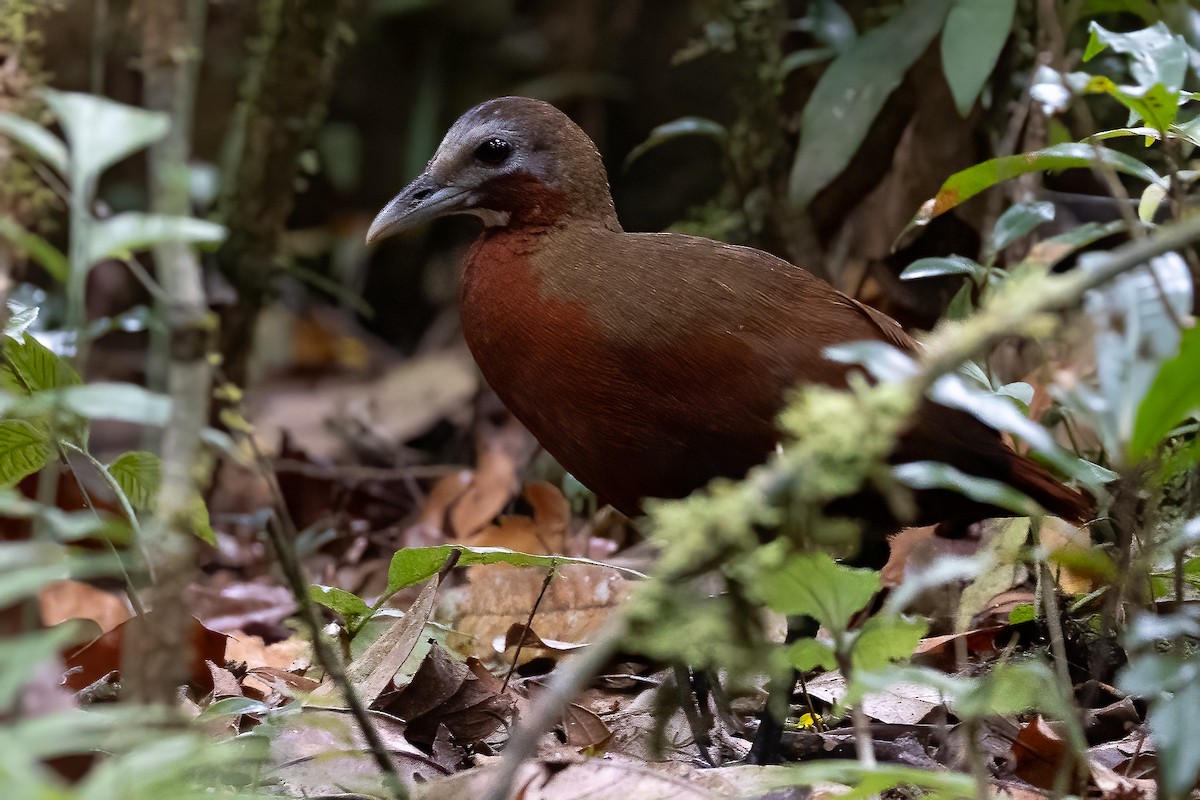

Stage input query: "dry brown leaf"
[
  {"left": 64, "top": 614, "right": 227, "bottom": 693},
  {"left": 185, "top": 578, "right": 296, "bottom": 635},
  {"left": 562, "top": 702, "right": 613, "bottom": 750},
  {"left": 447, "top": 563, "right": 634, "bottom": 663},
  {"left": 465, "top": 481, "right": 570, "bottom": 554},
  {"left": 449, "top": 441, "right": 519, "bottom": 539},
  {"left": 39, "top": 580, "right": 131, "bottom": 634},
  {"left": 206, "top": 660, "right": 244, "bottom": 699},
  {"left": 266, "top": 707, "right": 444, "bottom": 796},
  {"left": 913, "top": 626, "right": 1005, "bottom": 670},
  {"left": 1011, "top": 716, "right": 1072, "bottom": 791},
  {"left": 386, "top": 643, "right": 514, "bottom": 745},
  {"left": 251, "top": 347, "right": 478, "bottom": 460},
  {"left": 805, "top": 671, "right": 944, "bottom": 725}
]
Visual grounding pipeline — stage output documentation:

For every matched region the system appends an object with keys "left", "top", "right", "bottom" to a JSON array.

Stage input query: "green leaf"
[
  {"left": 899, "top": 255, "right": 985, "bottom": 283},
  {"left": 893, "top": 461, "right": 1040, "bottom": 516},
  {"left": 908, "top": 143, "right": 1163, "bottom": 229},
  {"left": 37, "top": 383, "right": 172, "bottom": 426},
  {"left": 0, "top": 112, "right": 68, "bottom": 174},
  {"left": 1130, "top": 324, "right": 1200, "bottom": 459},
  {"left": 310, "top": 585, "right": 373, "bottom": 629},
  {"left": 940, "top": 0, "right": 1017, "bottom": 116},
  {"left": 199, "top": 697, "right": 273, "bottom": 719},
  {"left": 1079, "top": 75, "right": 1179, "bottom": 133},
  {"left": 1, "top": 333, "right": 81, "bottom": 395},
  {"left": 0, "top": 218, "right": 69, "bottom": 283},
  {"left": 0, "top": 625, "right": 87, "bottom": 709},
  {"left": 624, "top": 117, "right": 728, "bottom": 168},
  {"left": 1147, "top": 677, "right": 1200, "bottom": 797},
  {"left": 850, "top": 613, "right": 928, "bottom": 673},
  {"left": 386, "top": 544, "right": 644, "bottom": 593},
  {"left": 756, "top": 551, "right": 879, "bottom": 634},
  {"left": 0, "top": 420, "right": 50, "bottom": 486},
  {"left": 88, "top": 213, "right": 227, "bottom": 263},
  {"left": 788, "top": 0, "right": 953, "bottom": 210},
  {"left": 989, "top": 200, "right": 1055, "bottom": 255},
  {"left": 41, "top": 90, "right": 169, "bottom": 187},
  {"left": 1023, "top": 220, "right": 1126, "bottom": 269},
  {"left": 106, "top": 451, "right": 162, "bottom": 510},
  {"left": 784, "top": 762, "right": 976, "bottom": 800},
  {"left": 1084, "top": 21, "right": 1189, "bottom": 91},
  {"left": 190, "top": 493, "right": 215, "bottom": 546},
  {"left": 786, "top": 637, "right": 837, "bottom": 671}
]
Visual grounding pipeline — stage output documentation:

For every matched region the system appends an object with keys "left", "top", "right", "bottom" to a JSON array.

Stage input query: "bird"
[{"left": 366, "top": 96, "right": 1092, "bottom": 537}]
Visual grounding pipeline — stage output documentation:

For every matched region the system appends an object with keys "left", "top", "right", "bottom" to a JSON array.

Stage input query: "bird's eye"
[{"left": 474, "top": 138, "right": 512, "bottom": 166}]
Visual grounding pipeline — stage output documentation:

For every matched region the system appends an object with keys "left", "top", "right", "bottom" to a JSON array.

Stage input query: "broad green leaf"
[
  {"left": 88, "top": 213, "right": 227, "bottom": 264},
  {"left": 386, "top": 544, "right": 644, "bottom": 593},
  {"left": 1080, "top": 74, "right": 1179, "bottom": 133},
  {"left": 1130, "top": 324, "right": 1200, "bottom": 459},
  {"left": 893, "top": 461, "right": 1040, "bottom": 516},
  {"left": 1084, "top": 22, "right": 1189, "bottom": 91},
  {"left": 0, "top": 420, "right": 50, "bottom": 486},
  {"left": 37, "top": 383, "right": 172, "bottom": 426},
  {"left": 1023, "top": 220, "right": 1126, "bottom": 270},
  {"left": 756, "top": 551, "right": 879, "bottom": 634},
  {"left": 788, "top": 0, "right": 953, "bottom": 210},
  {"left": 989, "top": 201, "right": 1055, "bottom": 255},
  {"left": 850, "top": 613, "right": 928, "bottom": 673},
  {"left": 41, "top": 90, "right": 169, "bottom": 187},
  {"left": 944, "top": 281, "right": 974, "bottom": 320},
  {"left": 1, "top": 333, "right": 81, "bottom": 395},
  {"left": 624, "top": 117, "right": 727, "bottom": 168},
  {"left": 908, "top": 143, "right": 1163, "bottom": 229},
  {"left": 0, "top": 218, "right": 69, "bottom": 283},
  {"left": 106, "top": 451, "right": 162, "bottom": 510},
  {"left": 0, "top": 112, "right": 68, "bottom": 174},
  {"left": 940, "top": 0, "right": 1017, "bottom": 116},
  {"left": 1139, "top": 182, "right": 1167, "bottom": 222},
  {"left": 899, "top": 255, "right": 985, "bottom": 283},
  {"left": 310, "top": 584, "right": 373, "bottom": 629},
  {"left": 786, "top": 637, "right": 837, "bottom": 671}
]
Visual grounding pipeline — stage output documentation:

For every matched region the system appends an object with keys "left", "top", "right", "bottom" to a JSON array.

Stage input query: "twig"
[
  {"left": 486, "top": 613, "right": 626, "bottom": 800},
  {"left": 502, "top": 566, "right": 556, "bottom": 692},
  {"left": 245, "top": 432, "right": 408, "bottom": 800}
]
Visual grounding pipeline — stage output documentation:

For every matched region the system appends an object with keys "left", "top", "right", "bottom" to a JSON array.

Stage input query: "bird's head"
[{"left": 366, "top": 96, "right": 618, "bottom": 244}]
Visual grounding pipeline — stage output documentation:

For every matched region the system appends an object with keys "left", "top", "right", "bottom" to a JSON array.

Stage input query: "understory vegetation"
[{"left": 1, "top": 1, "right": 1199, "bottom": 799}]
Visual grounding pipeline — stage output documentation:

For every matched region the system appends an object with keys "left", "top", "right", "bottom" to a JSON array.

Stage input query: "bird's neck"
[{"left": 476, "top": 172, "right": 621, "bottom": 231}]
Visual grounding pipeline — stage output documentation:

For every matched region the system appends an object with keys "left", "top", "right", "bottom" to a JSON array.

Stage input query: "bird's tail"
[{"left": 1008, "top": 454, "right": 1095, "bottom": 523}]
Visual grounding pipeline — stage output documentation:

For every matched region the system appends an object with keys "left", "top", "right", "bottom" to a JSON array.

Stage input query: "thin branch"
[{"left": 244, "top": 432, "right": 408, "bottom": 800}]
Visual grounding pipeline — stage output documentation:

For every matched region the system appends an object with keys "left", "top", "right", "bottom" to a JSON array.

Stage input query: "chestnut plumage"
[{"left": 369, "top": 96, "right": 1092, "bottom": 529}]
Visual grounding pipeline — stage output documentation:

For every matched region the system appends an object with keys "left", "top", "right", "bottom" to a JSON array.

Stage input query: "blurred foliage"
[{"left": 2, "top": 1, "right": 1200, "bottom": 798}]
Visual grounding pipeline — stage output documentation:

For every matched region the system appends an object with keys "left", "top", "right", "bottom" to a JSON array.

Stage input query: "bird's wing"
[{"left": 834, "top": 294, "right": 919, "bottom": 352}]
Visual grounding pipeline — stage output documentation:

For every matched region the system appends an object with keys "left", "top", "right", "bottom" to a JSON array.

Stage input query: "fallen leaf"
[
  {"left": 1011, "top": 716, "right": 1073, "bottom": 791},
  {"left": 39, "top": 580, "right": 132, "bottom": 634},
  {"left": 266, "top": 706, "right": 445, "bottom": 795},
  {"left": 447, "top": 563, "right": 634, "bottom": 663},
  {"left": 64, "top": 614, "right": 227, "bottom": 693},
  {"left": 311, "top": 578, "right": 438, "bottom": 705},
  {"left": 386, "top": 643, "right": 514, "bottom": 745},
  {"left": 804, "top": 671, "right": 944, "bottom": 725},
  {"left": 465, "top": 481, "right": 570, "bottom": 554},
  {"left": 449, "top": 441, "right": 519, "bottom": 539}
]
